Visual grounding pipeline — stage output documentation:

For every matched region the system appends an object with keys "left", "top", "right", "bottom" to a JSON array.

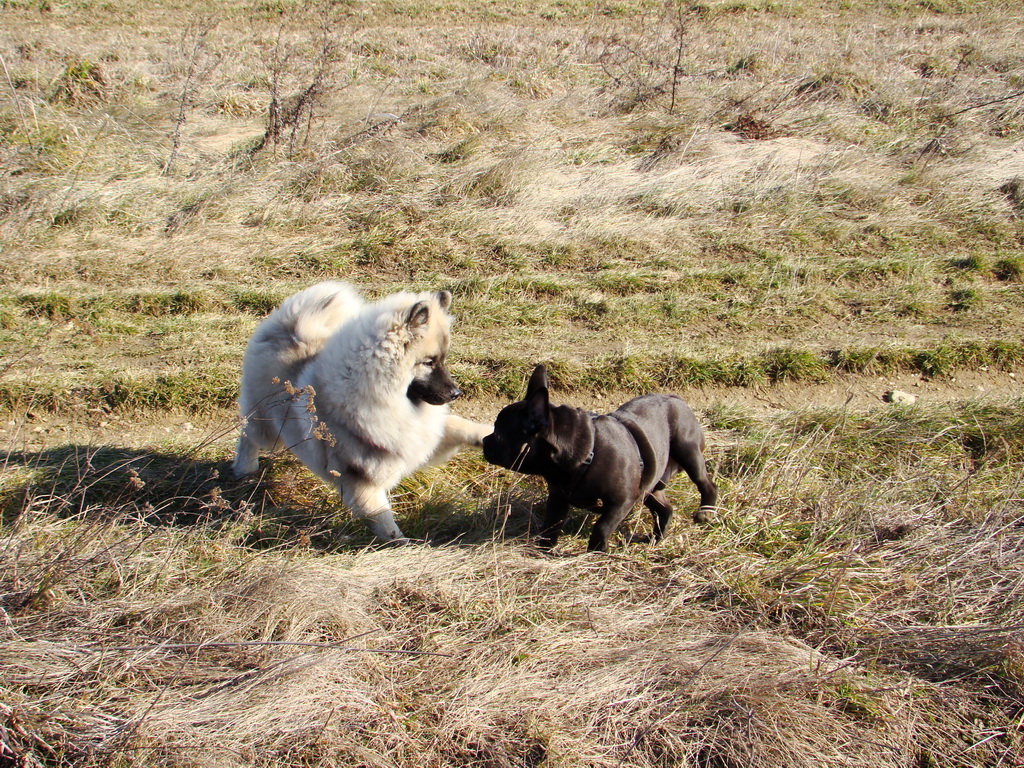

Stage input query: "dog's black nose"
[{"left": 449, "top": 387, "right": 462, "bottom": 401}]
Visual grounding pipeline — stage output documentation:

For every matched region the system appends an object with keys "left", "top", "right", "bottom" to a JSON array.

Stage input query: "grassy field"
[{"left": 1, "top": 0, "right": 1023, "bottom": 765}]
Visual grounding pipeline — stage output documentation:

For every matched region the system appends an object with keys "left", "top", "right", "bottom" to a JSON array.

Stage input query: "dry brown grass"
[
  {"left": 2, "top": 398, "right": 1023, "bottom": 766},
  {"left": 1, "top": 518, "right": 1019, "bottom": 767},
  {"left": 3, "top": 0, "right": 1023, "bottom": 397},
  {"left": 2, "top": 0, "right": 1024, "bottom": 765}
]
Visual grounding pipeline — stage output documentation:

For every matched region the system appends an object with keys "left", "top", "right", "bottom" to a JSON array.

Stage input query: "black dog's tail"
[{"left": 610, "top": 415, "right": 662, "bottom": 493}]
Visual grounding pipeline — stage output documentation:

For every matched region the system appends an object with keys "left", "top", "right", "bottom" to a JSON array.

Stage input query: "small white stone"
[{"left": 883, "top": 390, "right": 917, "bottom": 405}]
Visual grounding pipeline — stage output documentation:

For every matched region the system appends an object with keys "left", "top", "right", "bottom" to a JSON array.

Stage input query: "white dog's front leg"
[
  {"left": 232, "top": 431, "right": 261, "bottom": 477},
  {"left": 341, "top": 481, "right": 406, "bottom": 542},
  {"left": 425, "top": 414, "right": 493, "bottom": 467}
]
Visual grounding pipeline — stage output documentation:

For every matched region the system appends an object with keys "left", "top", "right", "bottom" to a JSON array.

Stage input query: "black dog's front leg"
[{"left": 537, "top": 490, "right": 571, "bottom": 549}]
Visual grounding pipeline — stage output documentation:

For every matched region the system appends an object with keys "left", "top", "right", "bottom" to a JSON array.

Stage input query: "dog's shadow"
[
  {"left": 400, "top": 485, "right": 543, "bottom": 548},
  {"left": 1, "top": 442, "right": 540, "bottom": 551}
]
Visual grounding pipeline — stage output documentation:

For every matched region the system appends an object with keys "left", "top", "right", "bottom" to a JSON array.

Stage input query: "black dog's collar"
[
  {"left": 569, "top": 414, "right": 598, "bottom": 482},
  {"left": 577, "top": 448, "right": 594, "bottom": 471}
]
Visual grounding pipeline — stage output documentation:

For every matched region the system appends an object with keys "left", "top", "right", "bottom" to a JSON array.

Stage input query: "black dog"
[{"left": 482, "top": 364, "right": 719, "bottom": 552}]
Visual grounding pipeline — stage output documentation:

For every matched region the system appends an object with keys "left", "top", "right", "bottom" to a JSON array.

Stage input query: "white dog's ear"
[
  {"left": 406, "top": 301, "right": 430, "bottom": 330},
  {"left": 435, "top": 290, "right": 452, "bottom": 312}
]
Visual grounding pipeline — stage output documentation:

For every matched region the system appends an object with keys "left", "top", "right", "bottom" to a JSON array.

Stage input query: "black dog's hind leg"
[
  {"left": 588, "top": 502, "right": 635, "bottom": 553},
  {"left": 675, "top": 443, "right": 718, "bottom": 523},
  {"left": 644, "top": 489, "right": 674, "bottom": 542},
  {"left": 537, "top": 492, "right": 571, "bottom": 549}
]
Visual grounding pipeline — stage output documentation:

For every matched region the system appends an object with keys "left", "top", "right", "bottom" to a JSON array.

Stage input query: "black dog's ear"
[
  {"left": 524, "top": 365, "right": 549, "bottom": 434},
  {"left": 435, "top": 290, "right": 452, "bottom": 312},
  {"left": 526, "top": 364, "right": 548, "bottom": 397}
]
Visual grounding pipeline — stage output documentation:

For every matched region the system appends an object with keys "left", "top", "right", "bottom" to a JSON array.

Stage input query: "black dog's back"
[
  {"left": 615, "top": 395, "right": 705, "bottom": 450},
  {"left": 612, "top": 395, "right": 717, "bottom": 515},
  {"left": 607, "top": 396, "right": 679, "bottom": 493}
]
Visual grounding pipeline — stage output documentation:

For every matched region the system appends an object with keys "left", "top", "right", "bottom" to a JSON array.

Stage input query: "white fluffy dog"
[{"left": 233, "top": 281, "right": 490, "bottom": 541}]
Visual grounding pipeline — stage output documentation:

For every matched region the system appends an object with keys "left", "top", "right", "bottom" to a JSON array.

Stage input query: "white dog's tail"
[{"left": 272, "top": 281, "right": 364, "bottom": 350}]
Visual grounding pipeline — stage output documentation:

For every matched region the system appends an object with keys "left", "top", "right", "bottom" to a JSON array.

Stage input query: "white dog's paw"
[
  {"left": 232, "top": 437, "right": 261, "bottom": 478},
  {"left": 231, "top": 457, "right": 259, "bottom": 479},
  {"left": 471, "top": 422, "right": 493, "bottom": 446}
]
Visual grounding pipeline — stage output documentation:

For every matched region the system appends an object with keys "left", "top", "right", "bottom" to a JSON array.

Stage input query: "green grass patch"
[
  {"left": 233, "top": 289, "right": 286, "bottom": 315},
  {"left": 3, "top": 336, "right": 1021, "bottom": 416},
  {"left": 125, "top": 290, "right": 209, "bottom": 316},
  {"left": 0, "top": 370, "right": 239, "bottom": 414},
  {"left": 993, "top": 254, "right": 1023, "bottom": 282},
  {"left": 18, "top": 291, "right": 78, "bottom": 321}
]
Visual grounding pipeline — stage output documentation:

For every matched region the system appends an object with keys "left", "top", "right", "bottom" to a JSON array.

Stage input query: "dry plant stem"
[
  {"left": 0, "top": 55, "right": 33, "bottom": 152},
  {"left": 257, "top": 1, "right": 341, "bottom": 156},
  {"left": 162, "top": 17, "right": 218, "bottom": 176},
  {"left": 95, "top": 638, "right": 452, "bottom": 658}
]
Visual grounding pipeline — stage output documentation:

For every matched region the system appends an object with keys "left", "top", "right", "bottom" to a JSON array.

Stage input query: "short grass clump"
[
  {"left": 994, "top": 254, "right": 1024, "bottom": 282},
  {"left": 125, "top": 290, "right": 209, "bottom": 316}
]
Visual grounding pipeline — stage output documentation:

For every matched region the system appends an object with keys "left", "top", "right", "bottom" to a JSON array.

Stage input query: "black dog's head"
[{"left": 482, "top": 364, "right": 551, "bottom": 470}]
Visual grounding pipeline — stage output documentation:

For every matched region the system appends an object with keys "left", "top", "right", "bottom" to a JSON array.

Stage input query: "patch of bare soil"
[
  {"left": 687, "top": 368, "right": 1022, "bottom": 414},
  {"left": 0, "top": 409, "right": 235, "bottom": 454}
]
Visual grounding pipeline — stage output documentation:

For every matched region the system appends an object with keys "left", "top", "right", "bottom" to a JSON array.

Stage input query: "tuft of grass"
[
  {"left": 18, "top": 291, "right": 75, "bottom": 321},
  {"left": 948, "top": 285, "right": 982, "bottom": 312},
  {"left": 993, "top": 254, "right": 1023, "bottom": 282},
  {"left": 126, "top": 290, "right": 208, "bottom": 316},
  {"left": 433, "top": 135, "right": 482, "bottom": 164},
  {"left": 830, "top": 346, "right": 907, "bottom": 375},
  {"left": 947, "top": 253, "right": 989, "bottom": 274},
  {"left": 233, "top": 289, "right": 285, "bottom": 315},
  {"left": 442, "top": 157, "right": 526, "bottom": 206},
  {"left": 702, "top": 401, "right": 761, "bottom": 431},
  {"left": 762, "top": 347, "right": 829, "bottom": 383},
  {"left": 49, "top": 58, "right": 108, "bottom": 104}
]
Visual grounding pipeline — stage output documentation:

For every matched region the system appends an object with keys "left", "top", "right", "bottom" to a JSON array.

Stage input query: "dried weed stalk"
[
  {"left": 163, "top": 16, "right": 220, "bottom": 176},
  {"left": 255, "top": 2, "right": 348, "bottom": 157}
]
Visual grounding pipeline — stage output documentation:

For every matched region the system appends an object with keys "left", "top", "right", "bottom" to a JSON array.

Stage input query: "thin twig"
[
  {"left": 947, "top": 88, "right": 1024, "bottom": 117},
  {"left": 0, "top": 54, "right": 33, "bottom": 151},
  {"left": 87, "top": 639, "right": 454, "bottom": 658},
  {"left": 162, "top": 17, "right": 219, "bottom": 176}
]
